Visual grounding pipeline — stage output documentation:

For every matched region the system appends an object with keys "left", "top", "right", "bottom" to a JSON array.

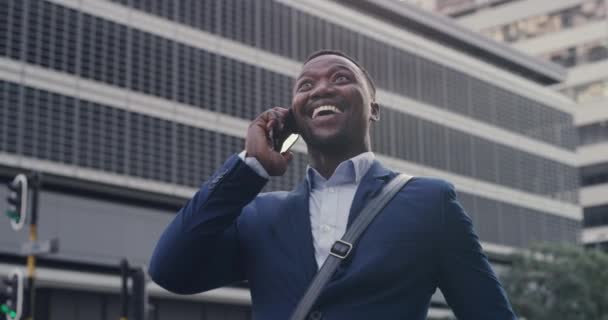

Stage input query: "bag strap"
[{"left": 289, "top": 173, "right": 414, "bottom": 320}]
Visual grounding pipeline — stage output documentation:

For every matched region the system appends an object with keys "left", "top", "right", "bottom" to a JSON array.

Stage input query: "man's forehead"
[{"left": 297, "top": 54, "right": 360, "bottom": 79}]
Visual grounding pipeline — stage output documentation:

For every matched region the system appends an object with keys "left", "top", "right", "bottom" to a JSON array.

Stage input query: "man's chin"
[{"left": 303, "top": 132, "right": 350, "bottom": 152}]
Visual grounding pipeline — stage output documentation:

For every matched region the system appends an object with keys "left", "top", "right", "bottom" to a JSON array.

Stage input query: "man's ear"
[{"left": 370, "top": 102, "right": 380, "bottom": 122}]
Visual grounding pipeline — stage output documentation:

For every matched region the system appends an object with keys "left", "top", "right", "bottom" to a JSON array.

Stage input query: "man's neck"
[{"left": 307, "top": 144, "right": 371, "bottom": 179}]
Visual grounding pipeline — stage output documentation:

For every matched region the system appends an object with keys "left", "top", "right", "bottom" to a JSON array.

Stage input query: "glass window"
[
  {"left": 543, "top": 39, "right": 608, "bottom": 68},
  {"left": 578, "top": 120, "right": 608, "bottom": 145},
  {"left": 581, "top": 162, "right": 608, "bottom": 186},
  {"left": 584, "top": 205, "right": 608, "bottom": 228}
]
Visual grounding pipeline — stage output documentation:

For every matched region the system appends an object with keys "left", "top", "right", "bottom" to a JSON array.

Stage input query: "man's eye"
[
  {"left": 335, "top": 75, "right": 349, "bottom": 82},
  {"left": 298, "top": 82, "right": 312, "bottom": 91}
]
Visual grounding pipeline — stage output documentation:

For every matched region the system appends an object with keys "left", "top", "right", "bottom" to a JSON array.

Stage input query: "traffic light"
[
  {"left": 0, "top": 269, "right": 24, "bottom": 320},
  {"left": 131, "top": 268, "right": 148, "bottom": 320},
  {"left": 6, "top": 174, "right": 28, "bottom": 231}
]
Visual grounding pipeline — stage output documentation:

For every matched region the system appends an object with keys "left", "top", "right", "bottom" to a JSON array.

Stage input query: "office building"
[{"left": 0, "top": 0, "right": 580, "bottom": 318}]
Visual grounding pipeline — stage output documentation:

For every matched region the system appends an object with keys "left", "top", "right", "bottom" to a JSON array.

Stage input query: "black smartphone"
[{"left": 270, "top": 110, "right": 300, "bottom": 153}]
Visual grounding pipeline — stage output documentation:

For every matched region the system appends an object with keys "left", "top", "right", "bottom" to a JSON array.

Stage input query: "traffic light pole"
[
  {"left": 118, "top": 260, "right": 149, "bottom": 320},
  {"left": 120, "top": 259, "right": 129, "bottom": 320},
  {"left": 25, "top": 172, "right": 41, "bottom": 320},
  {"left": 131, "top": 268, "right": 148, "bottom": 320}
]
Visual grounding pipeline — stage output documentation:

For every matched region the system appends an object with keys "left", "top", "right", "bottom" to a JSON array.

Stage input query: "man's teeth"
[{"left": 312, "top": 105, "right": 342, "bottom": 119}]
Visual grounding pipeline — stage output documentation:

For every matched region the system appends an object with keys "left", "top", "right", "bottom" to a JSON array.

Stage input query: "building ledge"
[
  {"left": 583, "top": 225, "right": 608, "bottom": 244},
  {"left": 581, "top": 183, "right": 608, "bottom": 207},
  {"left": 575, "top": 99, "right": 608, "bottom": 125},
  {"left": 578, "top": 142, "right": 608, "bottom": 167}
]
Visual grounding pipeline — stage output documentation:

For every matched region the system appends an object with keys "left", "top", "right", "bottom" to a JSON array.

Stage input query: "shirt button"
[
  {"left": 328, "top": 188, "right": 335, "bottom": 193},
  {"left": 308, "top": 310, "right": 323, "bottom": 320},
  {"left": 321, "top": 224, "right": 331, "bottom": 232}
]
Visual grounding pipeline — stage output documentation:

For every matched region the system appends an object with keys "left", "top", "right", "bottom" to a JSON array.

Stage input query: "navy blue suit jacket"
[{"left": 149, "top": 154, "right": 517, "bottom": 319}]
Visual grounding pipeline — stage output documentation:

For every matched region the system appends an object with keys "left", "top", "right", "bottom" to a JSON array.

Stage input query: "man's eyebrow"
[{"left": 296, "top": 64, "right": 355, "bottom": 81}]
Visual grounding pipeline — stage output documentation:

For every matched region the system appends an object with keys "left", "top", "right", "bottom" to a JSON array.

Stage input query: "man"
[{"left": 149, "top": 50, "right": 517, "bottom": 319}]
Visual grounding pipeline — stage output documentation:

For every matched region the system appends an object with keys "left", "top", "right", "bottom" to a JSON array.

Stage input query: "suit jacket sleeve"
[
  {"left": 437, "top": 182, "right": 517, "bottom": 319},
  {"left": 148, "top": 154, "right": 267, "bottom": 294}
]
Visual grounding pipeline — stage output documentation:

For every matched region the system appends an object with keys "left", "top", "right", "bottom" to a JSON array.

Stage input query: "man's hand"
[{"left": 245, "top": 107, "right": 295, "bottom": 176}]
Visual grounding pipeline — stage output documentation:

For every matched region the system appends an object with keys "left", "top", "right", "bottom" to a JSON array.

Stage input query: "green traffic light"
[
  {"left": 0, "top": 304, "right": 16, "bottom": 318},
  {"left": 4, "top": 210, "right": 20, "bottom": 222}
]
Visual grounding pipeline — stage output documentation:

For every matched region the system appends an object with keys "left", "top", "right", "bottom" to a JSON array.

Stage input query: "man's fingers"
[
  {"left": 246, "top": 107, "right": 293, "bottom": 177},
  {"left": 257, "top": 108, "right": 291, "bottom": 151},
  {"left": 281, "top": 151, "right": 294, "bottom": 163},
  {"left": 266, "top": 118, "right": 276, "bottom": 131},
  {"left": 260, "top": 108, "right": 283, "bottom": 131},
  {"left": 257, "top": 107, "right": 288, "bottom": 124},
  {"left": 272, "top": 109, "right": 288, "bottom": 130},
  {"left": 260, "top": 107, "right": 286, "bottom": 119},
  {"left": 271, "top": 106, "right": 289, "bottom": 115}
]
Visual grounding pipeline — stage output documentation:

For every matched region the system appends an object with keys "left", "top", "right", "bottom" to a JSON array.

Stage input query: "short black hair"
[{"left": 304, "top": 49, "right": 377, "bottom": 100}]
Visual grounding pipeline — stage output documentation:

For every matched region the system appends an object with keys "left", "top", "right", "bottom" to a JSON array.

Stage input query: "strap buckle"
[{"left": 329, "top": 240, "right": 353, "bottom": 259}]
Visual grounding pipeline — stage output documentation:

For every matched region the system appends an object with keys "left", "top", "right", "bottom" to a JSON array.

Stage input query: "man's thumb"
[{"left": 282, "top": 151, "right": 294, "bottom": 163}]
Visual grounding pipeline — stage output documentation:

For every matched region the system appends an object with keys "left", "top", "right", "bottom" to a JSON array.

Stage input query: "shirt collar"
[{"left": 306, "top": 152, "right": 375, "bottom": 191}]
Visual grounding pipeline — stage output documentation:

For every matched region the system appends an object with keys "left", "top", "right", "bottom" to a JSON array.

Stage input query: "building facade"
[
  {"left": 428, "top": 0, "right": 608, "bottom": 250},
  {"left": 0, "top": 0, "right": 580, "bottom": 318}
]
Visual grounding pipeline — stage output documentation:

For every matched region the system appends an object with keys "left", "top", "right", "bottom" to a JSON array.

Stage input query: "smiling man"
[{"left": 149, "top": 50, "right": 517, "bottom": 319}]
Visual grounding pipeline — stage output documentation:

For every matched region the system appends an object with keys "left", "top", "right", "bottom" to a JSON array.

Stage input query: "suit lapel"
[
  {"left": 286, "top": 181, "right": 318, "bottom": 281},
  {"left": 347, "top": 160, "right": 395, "bottom": 227},
  {"left": 283, "top": 161, "right": 395, "bottom": 290}
]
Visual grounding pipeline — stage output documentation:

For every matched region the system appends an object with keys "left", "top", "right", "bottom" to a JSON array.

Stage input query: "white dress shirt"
[{"left": 239, "top": 151, "right": 376, "bottom": 268}]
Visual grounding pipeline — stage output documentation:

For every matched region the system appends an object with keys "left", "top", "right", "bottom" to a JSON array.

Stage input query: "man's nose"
[{"left": 309, "top": 80, "right": 337, "bottom": 100}]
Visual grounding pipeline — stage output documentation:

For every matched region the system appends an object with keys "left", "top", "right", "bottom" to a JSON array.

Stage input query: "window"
[
  {"left": 459, "top": 191, "right": 578, "bottom": 248},
  {"left": 579, "top": 121, "right": 608, "bottom": 145},
  {"left": 419, "top": 59, "right": 446, "bottom": 108},
  {"left": 581, "top": 162, "right": 608, "bottom": 186},
  {"left": 543, "top": 39, "right": 608, "bottom": 68},
  {"left": 584, "top": 205, "right": 608, "bottom": 228}
]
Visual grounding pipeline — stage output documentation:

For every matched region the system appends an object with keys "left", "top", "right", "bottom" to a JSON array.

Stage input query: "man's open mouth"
[{"left": 311, "top": 105, "right": 343, "bottom": 119}]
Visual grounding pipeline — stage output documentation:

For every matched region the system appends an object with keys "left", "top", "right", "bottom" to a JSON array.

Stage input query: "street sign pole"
[{"left": 24, "top": 172, "right": 41, "bottom": 320}]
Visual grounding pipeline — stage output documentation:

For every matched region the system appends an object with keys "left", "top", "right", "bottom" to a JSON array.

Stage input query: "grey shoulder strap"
[{"left": 289, "top": 173, "right": 414, "bottom": 320}]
